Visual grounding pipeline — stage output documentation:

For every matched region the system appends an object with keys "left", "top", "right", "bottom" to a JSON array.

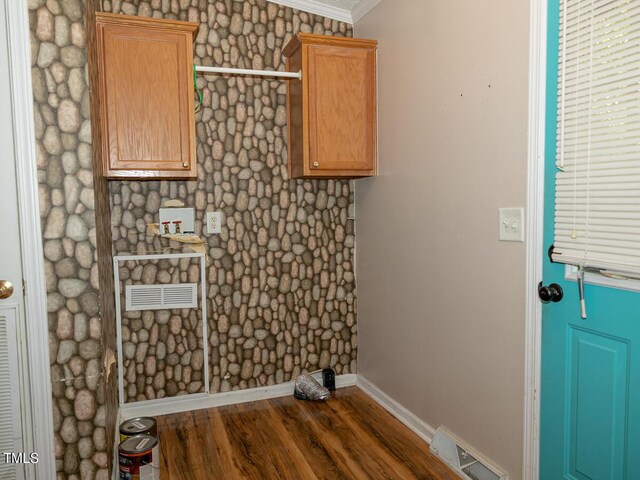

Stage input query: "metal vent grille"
[
  {"left": 430, "top": 428, "right": 507, "bottom": 480},
  {"left": 125, "top": 283, "right": 197, "bottom": 311},
  {"left": 0, "top": 309, "right": 20, "bottom": 478}
]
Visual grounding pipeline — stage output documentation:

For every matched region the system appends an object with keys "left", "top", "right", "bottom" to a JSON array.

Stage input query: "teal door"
[{"left": 540, "top": 1, "right": 640, "bottom": 478}]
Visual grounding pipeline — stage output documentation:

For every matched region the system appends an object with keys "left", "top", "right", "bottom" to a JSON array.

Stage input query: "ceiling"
[{"left": 270, "top": 0, "right": 382, "bottom": 23}]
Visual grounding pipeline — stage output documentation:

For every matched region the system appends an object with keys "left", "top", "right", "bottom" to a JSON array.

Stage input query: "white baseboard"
[
  {"left": 356, "top": 375, "right": 437, "bottom": 445},
  {"left": 119, "top": 374, "right": 435, "bottom": 445},
  {"left": 114, "top": 373, "right": 442, "bottom": 479},
  {"left": 120, "top": 373, "right": 358, "bottom": 419},
  {"left": 112, "top": 407, "right": 121, "bottom": 480}
]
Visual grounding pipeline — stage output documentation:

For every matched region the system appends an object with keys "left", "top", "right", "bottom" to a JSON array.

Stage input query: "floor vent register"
[{"left": 429, "top": 427, "right": 508, "bottom": 480}]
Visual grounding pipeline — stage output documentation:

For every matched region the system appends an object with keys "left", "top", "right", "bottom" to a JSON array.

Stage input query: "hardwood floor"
[{"left": 156, "top": 386, "right": 459, "bottom": 479}]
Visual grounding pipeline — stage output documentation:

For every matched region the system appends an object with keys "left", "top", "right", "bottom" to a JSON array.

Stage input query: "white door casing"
[
  {"left": 2, "top": 0, "right": 56, "bottom": 478},
  {"left": 523, "top": 0, "right": 547, "bottom": 479}
]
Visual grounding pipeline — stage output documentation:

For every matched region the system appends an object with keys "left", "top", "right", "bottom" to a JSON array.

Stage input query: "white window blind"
[{"left": 552, "top": 0, "right": 640, "bottom": 275}]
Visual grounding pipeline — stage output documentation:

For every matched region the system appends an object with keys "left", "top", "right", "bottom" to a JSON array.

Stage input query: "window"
[{"left": 551, "top": 0, "right": 640, "bottom": 277}]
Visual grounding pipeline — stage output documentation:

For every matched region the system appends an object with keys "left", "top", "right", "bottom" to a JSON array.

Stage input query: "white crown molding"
[
  {"left": 268, "top": 0, "right": 353, "bottom": 23},
  {"left": 350, "top": 0, "right": 382, "bottom": 23},
  {"left": 266, "top": 0, "right": 383, "bottom": 25}
]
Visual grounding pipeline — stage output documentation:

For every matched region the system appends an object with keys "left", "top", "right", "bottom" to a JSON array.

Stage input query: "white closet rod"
[{"left": 195, "top": 65, "right": 301, "bottom": 80}]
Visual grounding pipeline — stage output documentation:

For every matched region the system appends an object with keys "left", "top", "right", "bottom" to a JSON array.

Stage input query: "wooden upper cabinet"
[
  {"left": 96, "top": 13, "right": 198, "bottom": 179},
  {"left": 283, "top": 34, "right": 378, "bottom": 179}
]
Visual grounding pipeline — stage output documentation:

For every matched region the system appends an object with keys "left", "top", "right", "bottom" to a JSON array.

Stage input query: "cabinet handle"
[
  {"left": 312, "top": 162, "right": 319, "bottom": 168},
  {"left": 182, "top": 162, "right": 190, "bottom": 169}
]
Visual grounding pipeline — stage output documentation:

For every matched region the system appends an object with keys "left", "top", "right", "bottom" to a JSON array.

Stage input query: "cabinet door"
[
  {"left": 307, "top": 45, "right": 377, "bottom": 175},
  {"left": 98, "top": 23, "right": 195, "bottom": 178}
]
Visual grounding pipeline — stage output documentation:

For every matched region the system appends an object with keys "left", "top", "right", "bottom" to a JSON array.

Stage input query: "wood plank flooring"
[{"left": 156, "top": 386, "right": 458, "bottom": 480}]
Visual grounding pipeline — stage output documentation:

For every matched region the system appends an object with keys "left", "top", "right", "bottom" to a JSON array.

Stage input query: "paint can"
[
  {"left": 118, "top": 434, "right": 160, "bottom": 480},
  {"left": 120, "top": 417, "right": 158, "bottom": 442}
]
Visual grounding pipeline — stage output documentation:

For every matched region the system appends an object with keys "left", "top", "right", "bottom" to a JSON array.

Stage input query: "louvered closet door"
[
  {"left": 0, "top": 2, "right": 26, "bottom": 477},
  {"left": 0, "top": 307, "right": 24, "bottom": 479}
]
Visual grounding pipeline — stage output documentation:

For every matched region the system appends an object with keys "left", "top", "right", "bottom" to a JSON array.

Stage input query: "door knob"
[
  {"left": 0, "top": 280, "right": 14, "bottom": 300},
  {"left": 538, "top": 282, "right": 563, "bottom": 303}
]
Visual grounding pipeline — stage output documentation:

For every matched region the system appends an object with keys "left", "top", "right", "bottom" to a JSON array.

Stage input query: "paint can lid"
[
  {"left": 119, "top": 434, "right": 158, "bottom": 454},
  {"left": 120, "top": 417, "right": 157, "bottom": 435}
]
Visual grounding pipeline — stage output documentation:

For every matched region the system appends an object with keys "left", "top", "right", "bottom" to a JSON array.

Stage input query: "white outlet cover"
[
  {"left": 206, "top": 211, "right": 222, "bottom": 234},
  {"left": 499, "top": 207, "right": 524, "bottom": 242}
]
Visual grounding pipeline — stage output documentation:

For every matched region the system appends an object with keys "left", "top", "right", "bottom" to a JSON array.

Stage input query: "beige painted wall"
[{"left": 355, "top": 1, "right": 529, "bottom": 477}]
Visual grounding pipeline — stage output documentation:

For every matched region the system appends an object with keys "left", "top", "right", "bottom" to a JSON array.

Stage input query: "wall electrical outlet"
[
  {"left": 206, "top": 211, "right": 222, "bottom": 234},
  {"left": 499, "top": 207, "right": 524, "bottom": 242}
]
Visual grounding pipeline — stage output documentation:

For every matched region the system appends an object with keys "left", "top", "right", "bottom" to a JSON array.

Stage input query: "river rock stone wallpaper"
[
  {"left": 31, "top": 0, "right": 358, "bottom": 477},
  {"left": 105, "top": 0, "right": 358, "bottom": 402},
  {"left": 29, "top": 0, "right": 110, "bottom": 477}
]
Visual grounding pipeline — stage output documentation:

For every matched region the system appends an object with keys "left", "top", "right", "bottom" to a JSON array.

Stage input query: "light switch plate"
[{"left": 499, "top": 207, "right": 524, "bottom": 242}]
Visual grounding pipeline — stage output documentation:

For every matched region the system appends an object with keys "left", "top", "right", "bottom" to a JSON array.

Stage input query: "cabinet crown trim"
[
  {"left": 282, "top": 33, "right": 378, "bottom": 57},
  {"left": 96, "top": 12, "right": 198, "bottom": 37}
]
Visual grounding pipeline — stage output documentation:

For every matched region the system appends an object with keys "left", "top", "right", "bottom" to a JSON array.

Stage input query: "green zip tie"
[{"left": 193, "top": 65, "right": 203, "bottom": 111}]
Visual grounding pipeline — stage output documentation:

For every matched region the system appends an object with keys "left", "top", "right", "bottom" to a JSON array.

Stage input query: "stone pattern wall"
[
  {"left": 29, "top": 0, "right": 109, "bottom": 478},
  {"left": 117, "top": 255, "right": 206, "bottom": 401},
  {"left": 105, "top": 0, "right": 358, "bottom": 401}
]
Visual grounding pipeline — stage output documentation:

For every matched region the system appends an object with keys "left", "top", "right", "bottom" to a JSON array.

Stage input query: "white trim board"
[
  {"left": 119, "top": 374, "right": 439, "bottom": 449},
  {"left": 121, "top": 374, "right": 358, "bottom": 419},
  {"left": 269, "top": 0, "right": 352, "bottom": 22},
  {"left": 114, "top": 253, "right": 209, "bottom": 406},
  {"left": 350, "top": 0, "right": 382, "bottom": 23},
  {"left": 119, "top": 374, "right": 437, "bottom": 445},
  {"left": 523, "top": 0, "right": 547, "bottom": 479},
  {"left": 111, "top": 408, "right": 121, "bottom": 480},
  {"left": 357, "top": 377, "right": 510, "bottom": 478},
  {"left": 266, "top": 0, "right": 382, "bottom": 24},
  {"left": 356, "top": 375, "right": 437, "bottom": 444},
  {"left": 5, "top": 1, "right": 57, "bottom": 478}
]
